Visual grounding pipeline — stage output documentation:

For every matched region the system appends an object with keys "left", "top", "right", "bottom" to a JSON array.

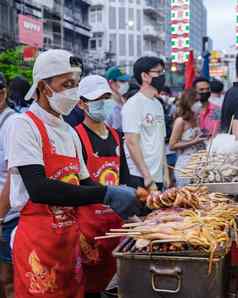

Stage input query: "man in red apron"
[
  {"left": 7, "top": 50, "right": 143, "bottom": 298},
  {"left": 75, "top": 75, "right": 124, "bottom": 297}
]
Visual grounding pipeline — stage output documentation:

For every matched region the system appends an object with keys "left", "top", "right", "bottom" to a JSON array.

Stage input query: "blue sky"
[{"left": 203, "top": 0, "right": 236, "bottom": 51}]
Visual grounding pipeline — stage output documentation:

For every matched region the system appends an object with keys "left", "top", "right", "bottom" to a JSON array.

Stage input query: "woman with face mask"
[
  {"left": 7, "top": 50, "right": 143, "bottom": 298},
  {"left": 75, "top": 75, "right": 126, "bottom": 298},
  {"left": 169, "top": 89, "right": 206, "bottom": 186}
]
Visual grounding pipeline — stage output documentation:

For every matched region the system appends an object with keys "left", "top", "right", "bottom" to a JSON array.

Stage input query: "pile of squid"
[
  {"left": 180, "top": 151, "right": 238, "bottom": 183},
  {"left": 98, "top": 186, "right": 238, "bottom": 274}
]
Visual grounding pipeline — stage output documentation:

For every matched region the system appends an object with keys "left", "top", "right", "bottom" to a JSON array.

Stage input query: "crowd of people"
[{"left": 0, "top": 48, "right": 237, "bottom": 298}]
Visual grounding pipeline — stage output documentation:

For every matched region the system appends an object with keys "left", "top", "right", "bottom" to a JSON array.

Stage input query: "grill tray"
[
  {"left": 115, "top": 238, "right": 226, "bottom": 258},
  {"left": 114, "top": 238, "right": 229, "bottom": 298}
]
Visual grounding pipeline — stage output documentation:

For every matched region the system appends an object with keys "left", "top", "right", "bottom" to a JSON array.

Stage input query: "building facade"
[
  {"left": 190, "top": 0, "right": 207, "bottom": 55},
  {"left": 164, "top": 0, "right": 171, "bottom": 59},
  {"left": 8, "top": 0, "right": 91, "bottom": 57},
  {"left": 143, "top": 0, "right": 166, "bottom": 58},
  {"left": 88, "top": 0, "right": 166, "bottom": 74},
  {"left": 43, "top": 0, "right": 91, "bottom": 56},
  {"left": 236, "top": 0, "right": 238, "bottom": 49},
  {"left": 171, "top": 0, "right": 207, "bottom": 64},
  {"left": 0, "top": 0, "right": 17, "bottom": 51}
]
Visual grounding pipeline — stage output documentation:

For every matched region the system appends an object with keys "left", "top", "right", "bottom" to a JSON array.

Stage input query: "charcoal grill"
[{"left": 113, "top": 239, "right": 229, "bottom": 298}]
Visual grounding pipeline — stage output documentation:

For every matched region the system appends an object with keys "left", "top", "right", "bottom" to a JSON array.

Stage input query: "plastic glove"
[{"left": 104, "top": 185, "right": 143, "bottom": 220}]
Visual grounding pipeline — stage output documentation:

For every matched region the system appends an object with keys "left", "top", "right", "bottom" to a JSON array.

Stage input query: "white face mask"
[
  {"left": 47, "top": 86, "right": 79, "bottom": 116},
  {"left": 86, "top": 100, "right": 107, "bottom": 122},
  {"left": 118, "top": 82, "right": 129, "bottom": 96},
  {"left": 160, "top": 95, "right": 169, "bottom": 104},
  {"left": 191, "top": 101, "right": 202, "bottom": 114}
]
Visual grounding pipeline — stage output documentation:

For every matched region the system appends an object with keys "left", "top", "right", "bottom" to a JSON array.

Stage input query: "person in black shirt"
[
  {"left": 221, "top": 54, "right": 238, "bottom": 133},
  {"left": 75, "top": 74, "right": 129, "bottom": 298},
  {"left": 63, "top": 104, "right": 84, "bottom": 127}
]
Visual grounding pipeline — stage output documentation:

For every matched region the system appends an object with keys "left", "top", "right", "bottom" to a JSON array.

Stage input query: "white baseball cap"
[
  {"left": 25, "top": 49, "right": 83, "bottom": 101},
  {"left": 78, "top": 75, "right": 112, "bottom": 101}
]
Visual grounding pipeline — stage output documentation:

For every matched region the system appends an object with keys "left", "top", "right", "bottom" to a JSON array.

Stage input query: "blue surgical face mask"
[
  {"left": 103, "top": 99, "right": 116, "bottom": 114},
  {"left": 86, "top": 100, "right": 107, "bottom": 122},
  {"left": 118, "top": 82, "right": 129, "bottom": 95}
]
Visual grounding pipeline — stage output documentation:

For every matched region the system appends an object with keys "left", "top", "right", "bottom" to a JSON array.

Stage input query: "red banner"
[
  {"left": 18, "top": 14, "right": 43, "bottom": 48},
  {"left": 23, "top": 47, "right": 38, "bottom": 61}
]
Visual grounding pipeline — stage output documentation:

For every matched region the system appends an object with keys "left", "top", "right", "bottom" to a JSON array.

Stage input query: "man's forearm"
[
  {"left": 126, "top": 140, "right": 150, "bottom": 178},
  {"left": 232, "top": 119, "right": 238, "bottom": 140},
  {"left": 0, "top": 172, "right": 11, "bottom": 218}
]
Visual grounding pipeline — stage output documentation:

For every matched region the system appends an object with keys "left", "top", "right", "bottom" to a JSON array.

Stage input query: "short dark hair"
[
  {"left": 133, "top": 56, "right": 165, "bottom": 85},
  {"left": 192, "top": 76, "right": 210, "bottom": 88},
  {"left": 210, "top": 79, "right": 224, "bottom": 94}
]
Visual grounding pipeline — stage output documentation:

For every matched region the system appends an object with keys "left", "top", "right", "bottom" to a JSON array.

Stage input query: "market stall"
[{"left": 98, "top": 186, "right": 238, "bottom": 298}]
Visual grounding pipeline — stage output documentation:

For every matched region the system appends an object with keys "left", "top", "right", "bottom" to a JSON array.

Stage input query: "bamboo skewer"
[
  {"left": 95, "top": 235, "right": 125, "bottom": 240},
  {"left": 168, "top": 165, "right": 192, "bottom": 175},
  {"left": 106, "top": 232, "right": 141, "bottom": 236},
  {"left": 123, "top": 222, "right": 145, "bottom": 228},
  {"left": 228, "top": 115, "right": 235, "bottom": 135},
  {"left": 207, "top": 121, "right": 219, "bottom": 163}
]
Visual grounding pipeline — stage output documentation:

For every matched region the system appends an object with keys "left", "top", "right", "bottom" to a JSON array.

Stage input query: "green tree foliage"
[{"left": 0, "top": 47, "right": 33, "bottom": 83}]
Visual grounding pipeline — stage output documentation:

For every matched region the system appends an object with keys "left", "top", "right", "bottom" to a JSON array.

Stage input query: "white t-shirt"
[
  {"left": 0, "top": 108, "right": 13, "bottom": 190},
  {"left": 209, "top": 94, "right": 224, "bottom": 108},
  {"left": 0, "top": 108, "right": 19, "bottom": 222},
  {"left": 8, "top": 102, "right": 89, "bottom": 210},
  {"left": 122, "top": 92, "right": 166, "bottom": 183}
]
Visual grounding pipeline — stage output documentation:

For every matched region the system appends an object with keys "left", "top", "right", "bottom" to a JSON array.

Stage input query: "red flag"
[{"left": 184, "top": 50, "right": 195, "bottom": 89}]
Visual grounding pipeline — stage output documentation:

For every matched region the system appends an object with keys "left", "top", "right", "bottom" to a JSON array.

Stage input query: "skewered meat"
[
  {"left": 137, "top": 186, "right": 202, "bottom": 210},
  {"left": 98, "top": 186, "right": 238, "bottom": 274}
]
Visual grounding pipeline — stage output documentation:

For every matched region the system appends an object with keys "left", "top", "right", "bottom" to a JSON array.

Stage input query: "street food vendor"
[
  {"left": 7, "top": 49, "right": 142, "bottom": 298},
  {"left": 75, "top": 75, "right": 123, "bottom": 298}
]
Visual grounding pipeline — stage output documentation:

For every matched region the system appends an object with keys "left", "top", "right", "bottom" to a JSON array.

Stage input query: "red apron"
[
  {"left": 75, "top": 124, "right": 122, "bottom": 293},
  {"left": 13, "top": 111, "right": 84, "bottom": 298}
]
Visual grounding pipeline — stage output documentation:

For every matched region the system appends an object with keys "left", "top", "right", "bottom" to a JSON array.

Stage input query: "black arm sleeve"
[
  {"left": 118, "top": 131, "right": 130, "bottom": 185},
  {"left": 18, "top": 165, "right": 106, "bottom": 207},
  {"left": 80, "top": 177, "right": 100, "bottom": 187}
]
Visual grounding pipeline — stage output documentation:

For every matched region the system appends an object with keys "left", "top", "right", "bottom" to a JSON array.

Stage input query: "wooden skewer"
[
  {"left": 95, "top": 235, "right": 125, "bottom": 240},
  {"left": 228, "top": 115, "right": 235, "bottom": 135},
  {"left": 168, "top": 165, "right": 190, "bottom": 175},
  {"left": 122, "top": 222, "right": 145, "bottom": 228},
  {"left": 168, "top": 166, "right": 195, "bottom": 178},
  {"left": 109, "top": 229, "right": 134, "bottom": 232},
  {"left": 106, "top": 232, "right": 141, "bottom": 236},
  {"left": 95, "top": 232, "right": 142, "bottom": 240}
]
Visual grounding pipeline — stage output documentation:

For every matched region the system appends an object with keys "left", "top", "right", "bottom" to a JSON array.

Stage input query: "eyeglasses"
[{"left": 148, "top": 69, "right": 165, "bottom": 76}]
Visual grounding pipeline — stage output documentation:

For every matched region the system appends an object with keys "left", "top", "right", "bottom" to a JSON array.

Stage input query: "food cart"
[{"left": 98, "top": 184, "right": 238, "bottom": 298}]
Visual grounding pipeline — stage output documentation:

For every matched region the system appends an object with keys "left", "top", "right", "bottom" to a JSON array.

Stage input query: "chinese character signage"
[{"left": 171, "top": 0, "right": 190, "bottom": 63}]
